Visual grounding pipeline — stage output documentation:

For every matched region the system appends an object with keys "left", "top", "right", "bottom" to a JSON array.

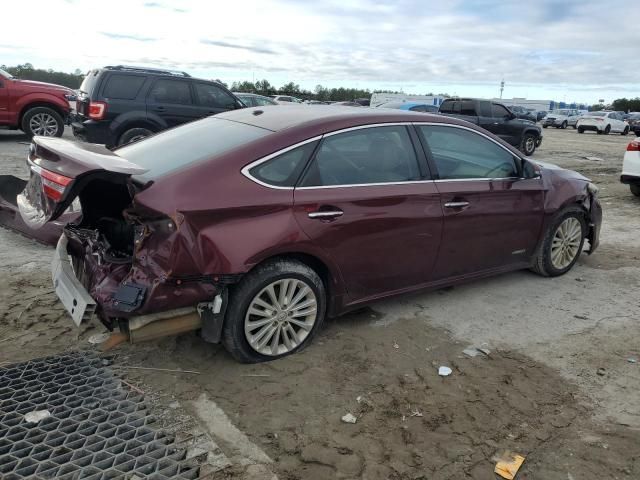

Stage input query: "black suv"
[{"left": 72, "top": 65, "right": 243, "bottom": 147}]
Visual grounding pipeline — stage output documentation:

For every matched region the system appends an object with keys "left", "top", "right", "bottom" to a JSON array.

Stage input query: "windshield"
[
  {"left": 586, "top": 112, "right": 607, "bottom": 117},
  {"left": 116, "top": 117, "right": 271, "bottom": 181},
  {"left": 0, "top": 68, "right": 14, "bottom": 79},
  {"left": 550, "top": 110, "right": 570, "bottom": 115}
]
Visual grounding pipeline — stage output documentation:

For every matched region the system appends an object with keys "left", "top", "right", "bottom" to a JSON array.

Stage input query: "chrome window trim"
[
  {"left": 241, "top": 121, "right": 528, "bottom": 190},
  {"left": 240, "top": 135, "right": 322, "bottom": 190}
]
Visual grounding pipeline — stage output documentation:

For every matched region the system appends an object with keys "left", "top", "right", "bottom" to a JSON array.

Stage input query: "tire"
[
  {"left": 631, "top": 184, "right": 640, "bottom": 197},
  {"left": 597, "top": 129, "right": 603, "bottom": 135},
  {"left": 578, "top": 128, "right": 584, "bottom": 134},
  {"left": 531, "top": 207, "right": 586, "bottom": 277},
  {"left": 117, "top": 127, "right": 153, "bottom": 146},
  {"left": 222, "top": 259, "right": 327, "bottom": 363},
  {"left": 561, "top": 121, "right": 568, "bottom": 129},
  {"left": 604, "top": 125, "right": 611, "bottom": 135},
  {"left": 622, "top": 127, "right": 629, "bottom": 136},
  {"left": 542, "top": 125, "right": 548, "bottom": 128},
  {"left": 520, "top": 133, "right": 537, "bottom": 156},
  {"left": 572, "top": 124, "right": 577, "bottom": 129},
  {"left": 21, "top": 107, "right": 64, "bottom": 138}
]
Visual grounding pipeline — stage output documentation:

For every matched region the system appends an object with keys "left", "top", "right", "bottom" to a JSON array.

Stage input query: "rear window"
[
  {"left": 79, "top": 70, "right": 100, "bottom": 94},
  {"left": 116, "top": 117, "right": 270, "bottom": 180},
  {"left": 587, "top": 112, "right": 607, "bottom": 117},
  {"left": 102, "top": 74, "right": 146, "bottom": 100}
]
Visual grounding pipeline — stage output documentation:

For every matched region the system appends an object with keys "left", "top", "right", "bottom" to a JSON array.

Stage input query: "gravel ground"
[{"left": 0, "top": 126, "right": 639, "bottom": 479}]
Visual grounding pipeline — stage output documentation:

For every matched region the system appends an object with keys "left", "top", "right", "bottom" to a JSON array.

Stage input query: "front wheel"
[
  {"left": 604, "top": 125, "right": 611, "bottom": 135},
  {"left": 578, "top": 127, "right": 584, "bottom": 134},
  {"left": 21, "top": 107, "right": 64, "bottom": 138},
  {"left": 520, "top": 133, "right": 537, "bottom": 156},
  {"left": 572, "top": 124, "right": 577, "bottom": 129},
  {"left": 561, "top": 121, "right": 568, "bottom": 129},
  {"left": 222, "top": 259, "right": 326, "bottom": 363},
  {"left": 622, "top": 127, "right": 629, "bottom": 136},
  {"left": 542, "top": 125, "right": 548, "bottom": 128},
  {"left": 631, "top": 184, "right": 640, "bottom": 197},
  {"left": 531, "top": 207, "right": 586, "bottom": 277},
  {"left": 117, "top": 127, "right": 153, "bottom": 146}
]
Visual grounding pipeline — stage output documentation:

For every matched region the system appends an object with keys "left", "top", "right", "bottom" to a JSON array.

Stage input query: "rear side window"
[
  {"left": 300, "top": 126, "right": 421, "bottom": 187},
  {"left": 248, "top": 141, "right": 318, "bottom": 187},
  {"left": 439, "top": 101, "right": 459, "bottom": 113},
  {"left": 194, "top": 83, "right": 237, "bottom": 109},
  {"left": 148, "top": 79, "right": 192, "bottom": 104},
  {"left": 79, "top": 70, "right": 100, "bottom": 94},
  {"left": 419, "top": 125, "right": 517, "bottom": 179},
  {"left": 460, "top": 101, "right": 476, "bottom": 115},
  {"left": 102, "top": 74, "right": 146, "bottom": 100},
  {"left": 117, "top": 117, "right": 270, "bottom": 180}
]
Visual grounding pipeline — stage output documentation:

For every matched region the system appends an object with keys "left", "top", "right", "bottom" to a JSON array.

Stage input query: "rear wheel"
[
  {"left": 604, "top": 125, "right": 611, "bottom": 135},
  {"left": 520, "top": 133, "right": 537, "bottom": 156},
  {"left": 631, "top": 184, "right": 640, "bottom": 197},
  {"left": 21, "top": 107, "right": 64, "bottom": 138},
  {"left": 561, "top": 121, "right": 568, "bottom": 129},
  {"left": 622, "top": 126, "right": 629, "bottom": 136},
  {"left": 531, "top": 207, "right": 586, "bottom": 277},
  {"left": 117, "top": 127, "right": 153, "bottom": 146},
  {"left": 578, "top": 127, "right": 585, "bottom": 134},
  {"left": 572, "top": 124, "right": 577, "bottom": 129},
  {"left": 222, "top": 259, "right": 326, "bottom": 363}
]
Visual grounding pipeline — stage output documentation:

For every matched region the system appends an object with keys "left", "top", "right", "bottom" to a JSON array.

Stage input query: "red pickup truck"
[{"left": 0, "top": 68, "right": 74, "bottom": 138}]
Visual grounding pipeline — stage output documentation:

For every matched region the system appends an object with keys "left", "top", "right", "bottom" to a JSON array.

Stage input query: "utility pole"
[{"left": 500, "top": 79, "right": 505, "bottom": 99}]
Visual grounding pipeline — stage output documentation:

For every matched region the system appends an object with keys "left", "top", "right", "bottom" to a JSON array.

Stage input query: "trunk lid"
[{"left": 18, "top": 137, "right": 148, "bottom": 229}]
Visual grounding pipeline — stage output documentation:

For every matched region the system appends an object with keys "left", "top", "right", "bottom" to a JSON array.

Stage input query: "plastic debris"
[
  {"left": 24, "top": 409, "right": 51, "bottom": 424},
  {"left": 438, "top": 366, "right": 452, "bottom": 376},
  {"left": 596, "top": 367, "right": 606, "bottom": 376},
  {"left": 88, "top": 332, "right": 111, "bottom": 344},
  {"left": 584, "top": 156, "right": 603, "bottom": 161},
  {"left": 393, "top": 342, "right": 400, "bottom": 349},
  {"left": 494, "top": 452, "right": 526, "bottom": 479},
  {"left": 341, "top": 413, "right": 357, "bottom": 424},
  {"left": 463, "top": 345, "right": 491, "bottom": 358},
  {"left": 628, "top": 358, "right": 637, "bottom": 364}
]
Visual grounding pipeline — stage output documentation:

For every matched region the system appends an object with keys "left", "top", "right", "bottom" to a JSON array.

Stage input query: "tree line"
[
  {"left": 1, "top": 63, "right": 83, "bottom": 89},
  {"left": 590, "top": 98, "right": 640, "bottom": 113}
]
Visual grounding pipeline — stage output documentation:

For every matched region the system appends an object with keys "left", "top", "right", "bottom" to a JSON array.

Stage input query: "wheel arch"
[{"left": 18, "top": 101, "right": 67, "bottom": 126}]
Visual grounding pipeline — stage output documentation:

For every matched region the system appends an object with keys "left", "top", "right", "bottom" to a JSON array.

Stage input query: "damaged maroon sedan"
[{"left": 18, "top": 106, "right": 601, "bottom": 362}]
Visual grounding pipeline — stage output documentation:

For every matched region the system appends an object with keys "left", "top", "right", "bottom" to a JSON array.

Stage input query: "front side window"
[
  {"left": 148, "top": 79, "right": 192, "bottom": 104},
  {"left": 491, "top": 104, "right": 511, "bottom": 118},
  {"left": 419, "top": 125, "right": 518, "bottom": 179},
  {"left": 103, "top": 74, "right": 146, "bottom": 100},
  {"left": 249, "top": 141, "right": 318, "bottom": 187},
  {"left": 255, "top": 96, "right": 277, "bottom": 106},
  {"left": 194, "top": 83, "right": 236, "bottom": 109},
  {"left": 300, "top": 126, "right": 421, "bottom": 187}
]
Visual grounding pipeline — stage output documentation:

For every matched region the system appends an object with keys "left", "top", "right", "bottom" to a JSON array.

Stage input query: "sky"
[{"left": 1, "top": 0, "right": 638, "bottom": 104}]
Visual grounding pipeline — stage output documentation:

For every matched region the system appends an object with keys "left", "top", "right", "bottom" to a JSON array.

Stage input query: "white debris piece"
[
  {"left": 463, "top": 347, "right": 482, "bottom": 358},
  {"left": 438, "top": 366, "right": 452, "bottom": 377},
  {"left": 88, "top": 332, "right": 110, "bottom": 344},
  {"left": 341, "top": 413, "right": 357, "bottom": 424},
  {"left": 24, "top": 409, "right": 51, "bottom": 424}
]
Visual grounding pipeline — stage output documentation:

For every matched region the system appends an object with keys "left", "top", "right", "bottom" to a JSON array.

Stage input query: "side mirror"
[{"left": 521, "top": 159, "right": 541, "bottom": 179}]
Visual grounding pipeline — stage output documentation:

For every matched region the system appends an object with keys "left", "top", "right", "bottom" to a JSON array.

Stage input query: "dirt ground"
[{"left": 1, "top": 126, "right": 639, "bottom": 479}]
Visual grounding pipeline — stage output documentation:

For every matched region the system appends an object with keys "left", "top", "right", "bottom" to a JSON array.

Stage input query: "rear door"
[
  {"left": 416, "top": 123, "right": 544, "bottom": 280},
  {"left": 146, "top": 78, "right": 200, "bottom": 127},
  {"left": 293, "top": 124, "right": 443, "bottom": 303},
  {"left": 0, "top": 77, "right": 9, "bottom": 124},
  {"left": 192, "top": 82, "right": 239, "bottom": 117}
]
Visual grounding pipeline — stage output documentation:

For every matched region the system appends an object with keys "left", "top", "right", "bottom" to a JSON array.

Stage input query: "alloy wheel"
[
  {"left": 550, "top": 217, "right": 582, "bottom": 270},
  {"left": 29, "top": 113, "right": 59, "bottom": 136},
  {"left": 244, "top": 278, "right": 318, "bottom": 356},
  {"left": 524, "top": 136, "right": 535, "bottom": 154}
]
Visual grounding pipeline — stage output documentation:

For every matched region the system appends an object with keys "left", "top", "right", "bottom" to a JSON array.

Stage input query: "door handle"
[
  {"left": 444, "top": 201, "right": 470, "bottom": 208},
  {"left": 308, "top": 210, "right": 344, "bottom": 219},
  {"left": 154, "top": 106, "right": 166, "bottom": 112}
]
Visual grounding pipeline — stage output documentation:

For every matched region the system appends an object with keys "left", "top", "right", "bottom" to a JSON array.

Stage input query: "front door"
[
  {"left": 416, "top": 124, "right": 544, "bottom": 280},
  {"left": 293, "top": 125, "right": 443, "bottom": 303},
  {"left": 146, "top": 79, "right": 200, "bottom": 127},
  {"left": 192, "top": 82, "right": 239, "bottom": 118},
  {"left": 0, "top": 77, "right": 9, "bottom": 124}
]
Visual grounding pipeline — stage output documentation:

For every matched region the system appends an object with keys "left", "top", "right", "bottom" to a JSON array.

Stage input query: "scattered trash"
[
  {"left": 574, "top": 315, "right": 588, "bottom": 320},
  {"left": 463, "top": 345, "right": 491, "bottom": 358},
  {"left": 438, "top": 366, "right": 452, "bottom": 377},
  {"left": 120, "top": 379, "right": 145, "bottom": 395},
  {"left": 393, "top": 342, "right": 400, "bottom": 349},
  {"left": 596, "top": 367, "right": 606, "bottom": 376},
  {"left": 627, "top": 358, "right": 637, "bottom": 364},
  {"left": 341, "top": 413, "right": 357, "bottom": 424},
  {"left": 24, "top": 409, "right": 51, "bottom": 424},
  {"left": 410, "top": 409, "right": 423, "bottom": 417},
  {"left": 478, "top": 347, "right": 491, "bottom": 356},
  {"left": 575, "top": 277, "right": 585, "bottom": 282},
  {"left": 88, "top": 332, "right": 111, "bottom": 344},
  {"left": 494, "top": 452, "right": 526, "bottom": 479},
  {"left": 584, "top": 156, "right": 603, "bottom": 162}
]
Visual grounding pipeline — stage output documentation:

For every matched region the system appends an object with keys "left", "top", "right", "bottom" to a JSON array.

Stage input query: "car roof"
[{"left": 215, "top": 104, "right": 467, "bottom": 133}]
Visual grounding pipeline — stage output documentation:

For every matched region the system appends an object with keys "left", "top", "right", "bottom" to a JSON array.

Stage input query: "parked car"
[
  {"left": 622, "top": 138, "right": 640, "bottom": 196},
  {"left": 378, "top": 101, "right": 439, "bottom": 113},
  {"left": 71, "top": 65, "right": 243, "bottom": 147},
  {"left": 625, "top": 113, "right": 640, "bottom": 136},
  {"left": 536, "top": 111, "right": 547, "bottom": 122},
  {"left": 18, "top": 106, "right": 601, "bottom": 362},
  {"left": 577, "top": 111, "right": 630, "bottom": 135},
  {"left": 509, "top": 106, "right": 537, "bottom": 122},
  {"left": 542, "top": 109, "right": 581, "bottom": 129},
  {"left": 270, "top": 95, "right": 302, "bottom": 104},
  {"left": 439, "top": 98, "right": 542, "bottom": 156},
  {"left": 234, "top": 93, "right": 278, "bottom": 107},
  {"left": 0, "top": 68, "right": 74, "bottom": 138},
  {"left": 330, "top": 101, "right": 362, "bottom": 107},
  {"left": 568, "top": 112, "right": 588, "bottom": 128}
]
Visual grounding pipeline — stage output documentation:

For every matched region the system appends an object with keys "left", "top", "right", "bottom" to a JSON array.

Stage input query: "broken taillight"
[
  {"left": 39, "top": 167, "right": 73, "bottom": 201},
  {"left": 627, "top": 140, "right": 640, "bottom": 152},
  {"left": 88, "top": 101, "right": 107, "bottom": 120}
]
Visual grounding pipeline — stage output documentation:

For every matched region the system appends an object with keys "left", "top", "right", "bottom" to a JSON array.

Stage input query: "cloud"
[
  {"left": 143, "top": 2, "right": 186, "bottom": 13},
  {"left": 100, "top": 32, "right": 157, "bottom": 42},
  {"left": 200, "top": 39, "right": 276, "bottom": 55}
]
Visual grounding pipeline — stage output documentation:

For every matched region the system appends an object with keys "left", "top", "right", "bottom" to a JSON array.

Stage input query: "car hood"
[
  {"left": 534, "top": 160, "right": 590, "bottom": 182},
  {"left": 15, "top": 79, "right": 73, "bottom": 94}
]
